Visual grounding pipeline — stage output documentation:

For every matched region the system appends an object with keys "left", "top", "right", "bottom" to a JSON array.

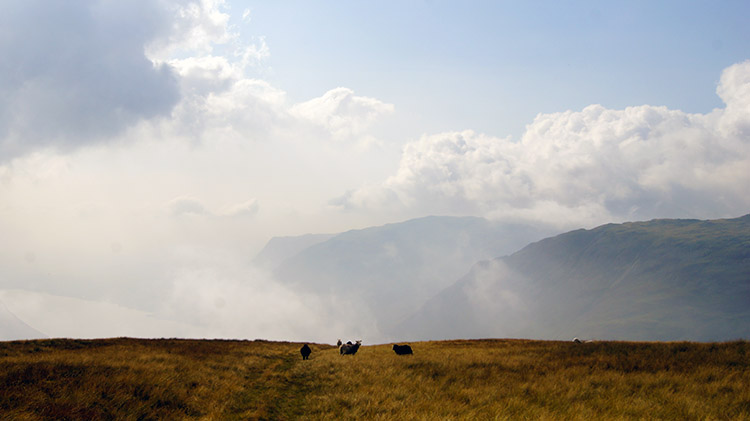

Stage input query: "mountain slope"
[
  {"left": 396, "top": 214, "right": 750, "bottom": 341},
  {"left": 0, "top": 299, "right": 46, "bottom": 341},
  {"left": 253, "top": 233, "right": 336, "bottom": 270},
  {"left": 266, "top": 216, "right": 553, "bottom": 337}
]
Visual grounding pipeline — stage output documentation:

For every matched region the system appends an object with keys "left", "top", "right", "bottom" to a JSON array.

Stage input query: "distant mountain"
[
  {"left": 395, "top": 215, "right": 750, "bottom": 342},
  {"left": 0, "top": 299, "right": 46, "bottom": 341},
  {"left": 265, "top": 216, "right": 553, "bottom": 336},
  {"left": 253, "top": 233, "right": 336, "bottom": 270}
]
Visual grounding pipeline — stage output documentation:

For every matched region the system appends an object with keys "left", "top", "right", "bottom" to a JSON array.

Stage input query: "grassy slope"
[
  {"left": 1, "top": 338, "right": 749, "bottom": 420},
  {"left": 399, "top": 215, "right": 750, "bottom": 342}
]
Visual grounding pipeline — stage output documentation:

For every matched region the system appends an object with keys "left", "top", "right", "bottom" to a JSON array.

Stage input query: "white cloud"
[
  {"left": 168, "top": 196, "right": 210, "bottom": 216},
  {"left": 235, "top": 37, "right": 270, "bottom": 69},
  {"left": 290, "top": 87, "right": 395, "bottom": 140},
  {"left": 0, "top": 0, "right": 274, "bottom": 162},
  {"left": 171, "top": 55, "right": 242, "bottom": 95},
  {"left": 716, "top": 60, "right": 750, "bottom": 138},
  {"left": 148, "top": 0, "right": 234, "bottom": 59},
  {"left": 333, "top": 61, "right": 750, "bottom": 228},
  {"left": 157, "top": 265, "right": 378, "bottom": 342},
  {"left": 0, "top": 1, "right": 390, "bottom": 164},
  {"left": 221, "top": 199, "right": 260, "bottom": 217}
]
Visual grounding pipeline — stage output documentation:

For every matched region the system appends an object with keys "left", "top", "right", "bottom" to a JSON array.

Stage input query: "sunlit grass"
[
  {"left": 1, "top": 338, "right": 748, "bottom": 419},
  {"left": 0, "top": 338, "right": 332, "bottom": 419},
  {"left": 292, "top": 339, "right": 750, "bottom": 420}
]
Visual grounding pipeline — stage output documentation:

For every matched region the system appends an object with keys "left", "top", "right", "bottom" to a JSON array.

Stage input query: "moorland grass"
[
  {"left": 0, "top": 338, "right": 333, "bottom": 420},
  {"left": 294, "top": 339, "right": 750, "bottom": 420},
  {"left": 1, "top": 338, "right": 748, "bottom": 420}
]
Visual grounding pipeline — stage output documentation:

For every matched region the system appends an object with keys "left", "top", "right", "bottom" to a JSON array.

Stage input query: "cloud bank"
[{"left": 335, "top": 61, "right": 750, "bottom": 228}]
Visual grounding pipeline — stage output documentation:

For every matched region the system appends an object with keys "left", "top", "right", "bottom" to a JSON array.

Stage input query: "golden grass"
[
  {"left": 0, "top": 338, "right": 333, "bottom": 420},
  {"left": 1, "top": 338, "right": 748, "bottom": 420},
  {"left": 296, "top": 339, "right": 750, "bottom": 420}
]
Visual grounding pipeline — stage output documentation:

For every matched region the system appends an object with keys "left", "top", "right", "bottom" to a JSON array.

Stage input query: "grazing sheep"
[
  {"left": 572, "top": 337, "right": 582, "bottom": 344},
  {"left": 339, "top": 340, "right": 362, "bottom": 355},
  {"left": 300, "top": 344, "right": 312, "bottom": 360},
  {"left": 392, "top": 344, "right": 413, "bottom": 355}
]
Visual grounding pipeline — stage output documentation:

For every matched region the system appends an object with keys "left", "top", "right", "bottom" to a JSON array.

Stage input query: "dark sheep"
[
  {"left": 339, "top": 340, "right": 362, "bottom": 355},
  {"left": 392, "top": 344, "right": 413, "bottom": 355},
  {"left": 300, "top": 344, "right": 312, "bottom": 360}
]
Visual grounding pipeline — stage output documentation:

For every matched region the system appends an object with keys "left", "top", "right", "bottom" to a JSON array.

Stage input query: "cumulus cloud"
[
  {"left": 333, "top": 61, "right": 750, "bottom": 228},
  {"left": 147, "top": 0, "right": 234, "bottom": 58},
  {"left": 221, "top": 199, "right": 260, "bottom": 217},
  {"left": 162, "top": 54, "right": 391, "bottom": 147},
  {"left": 290, "top": 87, "right": 395, "bottom": 139},
  {"left": 0, "top": 1, "right": 182, "bottom": 161},
  {"left": 0, "top": 0, "right": 392, "bottom": 163},
  {"left": 0, "top": 0, "right": 271, "bottom": 162},
  {"left": 716, "top": 60, "right": 750, "bottom": 137}
]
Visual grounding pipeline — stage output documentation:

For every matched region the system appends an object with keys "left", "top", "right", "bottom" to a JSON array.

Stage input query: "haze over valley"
[{"left": 2, "top": 1, "right": 750, "bottom": 343}]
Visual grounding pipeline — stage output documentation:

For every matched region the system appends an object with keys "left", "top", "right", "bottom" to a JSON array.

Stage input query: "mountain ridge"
[
  {"left": 395, "top": 214, "right": 750, "bottom": 342},
  {"left": 0, "top": 298, "right": 46, "bottom": 341},
  {"left": 260, "top": 215, "right": 554, "bottom": 338}
]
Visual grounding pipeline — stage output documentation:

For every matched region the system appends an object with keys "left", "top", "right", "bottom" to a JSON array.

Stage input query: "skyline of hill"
[
  {"left": 265, "top": 215, "right": 553, "bottom": 336},
  {"left": 0, "top": 299, "right": 46, "bottom": 341},
  {"left": 253, "top": 233, "right": 337, "bottom": 271}
]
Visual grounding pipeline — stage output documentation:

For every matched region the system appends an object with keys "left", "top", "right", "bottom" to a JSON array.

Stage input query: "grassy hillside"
[
  {"left": 398, "top": 214, "right": 750, "bottom": 341},
  {"left": 2, "top": 338, "right": 749, "bottom": 420}
]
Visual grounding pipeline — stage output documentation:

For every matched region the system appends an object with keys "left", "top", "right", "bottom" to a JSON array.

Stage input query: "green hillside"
[
  {"left": 397, "top": 214, "right": 750, "bottom": 341},
  {"left": 1, "top": 338, "right": 748, "bottom": 420}
]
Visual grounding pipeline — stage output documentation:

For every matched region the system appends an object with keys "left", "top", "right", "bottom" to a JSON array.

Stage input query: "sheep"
[
  {"left": 572, "top": 337, "right": 582, "bottom": 344},
  {"left": 339, "top": 340, "right": 362, "bottom": 355},
  {"left": 336, "top": 339, "right": 342, "bottom": 347},
  {"left": 392, "top": 344, "right": 413, "bottom": 355},
  {"left": 300, "top": 344, "right": 312, "bottom": 360}
]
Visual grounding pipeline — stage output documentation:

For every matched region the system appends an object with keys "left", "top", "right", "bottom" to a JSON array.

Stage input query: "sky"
[{"left": 1, "top": 0, "right": 749, "bottom": 341}]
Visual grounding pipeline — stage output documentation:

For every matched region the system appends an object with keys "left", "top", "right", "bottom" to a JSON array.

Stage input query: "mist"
[{"left": 2, "top": 1, "right": 749, "bottom": 342}]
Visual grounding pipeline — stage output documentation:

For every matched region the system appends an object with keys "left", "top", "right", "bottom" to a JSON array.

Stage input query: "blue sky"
[
  {"left": 1, "top": 1, "right": 749, "bottom": 340},
  {"left": 235, "top": 1, "right": 750, "bottom": 139}
]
